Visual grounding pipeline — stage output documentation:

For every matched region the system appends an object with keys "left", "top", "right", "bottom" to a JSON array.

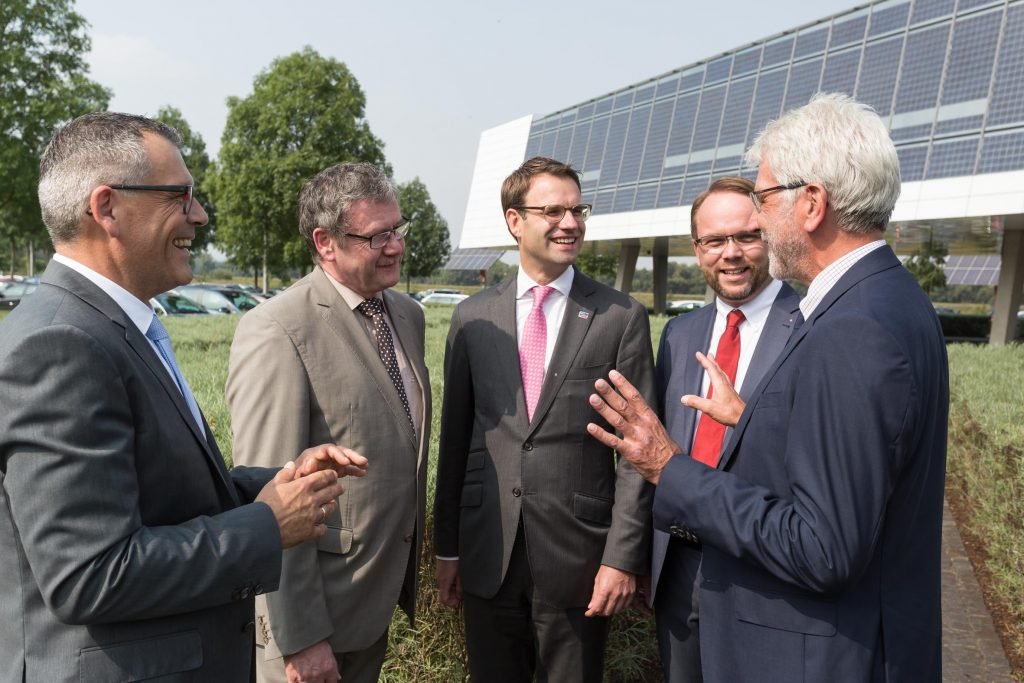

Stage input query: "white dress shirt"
[
  {"left": 515, "top": 266, "right": 575, "bottom": 375},
  {"left": 800, "top": 240, "right": 887, "bottom": 319}
]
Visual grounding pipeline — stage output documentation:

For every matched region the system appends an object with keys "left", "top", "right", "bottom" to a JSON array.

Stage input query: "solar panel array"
[
  {"left": 944, "top": 253, "right": 1002, "bottom": 284},
  {"left": 524, "top": 0, "right": 1024, "bottom": 213},
  {"left": 443, "top": 249, "right": 504, "bottom": 271}
]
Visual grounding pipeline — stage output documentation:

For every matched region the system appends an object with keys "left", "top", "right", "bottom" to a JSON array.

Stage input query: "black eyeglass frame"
[
  {"left": 692, "top": 230, "right": 765, "bottom": 253},
  {"left": 109, "top": 184, "right": 195, "bottom": 214},
  {"left": 749, "top": 181, "right": 807, "bottom": 212},
  {"left": 339, "top": 217, "right": 411, "bottom": 249},
  {"left": 512, "top": 204, "right": 593, "bottom": 222}
]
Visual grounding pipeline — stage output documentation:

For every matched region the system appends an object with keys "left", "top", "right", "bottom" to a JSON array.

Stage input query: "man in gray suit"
[
  {"left": 651, "top": 176, "right": 799, "bottom": 682},
  {"left": 434, "top": 156, "right": 656, "bottom": 682},
  {"left": 0, "top": 112, "right": 366, "bottom": 683},
  {"left": 227, "top": 163, "right": 430, "bottom": 683}
]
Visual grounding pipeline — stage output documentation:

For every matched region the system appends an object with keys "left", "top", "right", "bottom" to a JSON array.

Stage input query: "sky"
[{"left": 76, "top": 0, "right": 859, "bottom": 247}]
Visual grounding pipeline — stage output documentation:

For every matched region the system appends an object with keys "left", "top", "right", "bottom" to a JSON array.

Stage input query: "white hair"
[{"left": 744, "top": 92, "right": 901, "bottom": 234}]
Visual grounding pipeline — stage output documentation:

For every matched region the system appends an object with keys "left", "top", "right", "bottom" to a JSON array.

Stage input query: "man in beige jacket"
[{"left": 228, "top": 163, "right": 430, "bottom": 683}]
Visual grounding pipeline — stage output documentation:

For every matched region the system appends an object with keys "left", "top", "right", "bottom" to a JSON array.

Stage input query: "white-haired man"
[{"left": 589, "top": 93, "right": 948, "bottom": 682}]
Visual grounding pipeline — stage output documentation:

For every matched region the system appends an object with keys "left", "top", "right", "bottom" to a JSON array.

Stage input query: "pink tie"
[{"left": 520, "top": 285, "right": 553, "bottom": 421}]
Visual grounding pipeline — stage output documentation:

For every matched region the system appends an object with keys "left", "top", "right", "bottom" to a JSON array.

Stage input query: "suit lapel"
[
  {"left": 529, "top": 271, "right": 594, "bottom": 434},
  {"left": 674, "top": 306, "right": 716, "bottom": 451},
  {"left": 43, "top": 263, "right": 237, "bottom": 500},
  {"left": 310, "top": 269, "right": 417, "bottom": 445},
  {"left": 717, "top": 247, "right": 902, "bottom": 470},
  {"left": 488, "top": 278, "right": 533, "bottom": 432}
]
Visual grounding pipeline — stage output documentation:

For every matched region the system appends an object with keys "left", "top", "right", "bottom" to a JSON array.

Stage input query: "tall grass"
[{"left": 945, "top": 344, "right": 1024, "bottom": 672}]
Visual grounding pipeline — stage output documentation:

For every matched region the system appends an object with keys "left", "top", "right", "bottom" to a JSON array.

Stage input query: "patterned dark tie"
[{"left": 357, "top": 298, "right": 414, "bottom": 429}]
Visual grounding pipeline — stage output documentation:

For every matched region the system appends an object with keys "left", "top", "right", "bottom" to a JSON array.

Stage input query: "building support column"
[
  {"left": 615, "top": 239, "right": 640, "bottom": 294},
  {"left": 651, "top": 237, "right": 669, "bottom": 314},
  {"left": 990, "top": 215, "right": 1024, "bottom": 345}
]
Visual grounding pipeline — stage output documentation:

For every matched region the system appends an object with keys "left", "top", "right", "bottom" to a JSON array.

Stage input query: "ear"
[
  {"left": 87, "top": 185, "right": 120, "bottom": 238},
  {"left": 505, "top": 208, "right": 523, "bottom": 243},
  {"left": 312, "top": 228, "right": 337, "bottom": 262},
  {"left": 799, "top": 183, "right": 828, "bottom": 234}
]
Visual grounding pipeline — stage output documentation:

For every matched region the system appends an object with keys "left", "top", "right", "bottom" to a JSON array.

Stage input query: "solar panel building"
[{"left": 460, "top": 0, "right": 1024, "bottom": 343}]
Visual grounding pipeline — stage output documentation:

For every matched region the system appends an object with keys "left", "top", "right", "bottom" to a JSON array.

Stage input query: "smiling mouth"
[
  {"left": 551, "top": 236, "right": 577, "bottom": 245},
  {"left": 720, "top": 266, "right": 749, "bottom": 276},
  {"left": 172, "top": 238, "right": 192, "bottom": 250}
]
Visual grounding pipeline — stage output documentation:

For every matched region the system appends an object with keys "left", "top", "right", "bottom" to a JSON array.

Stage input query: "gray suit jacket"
[
  {"left": 434, "top": 269, "right": 656, "bottom": 606},
  {"left": 650, "top": 282, "right": 800, "bottom": 599},
  {"left": 227, "top": 267, "right": 430, "bottom": 657},
  {"left": 0, "top": 261, "right": 281, "bottom": 683}
]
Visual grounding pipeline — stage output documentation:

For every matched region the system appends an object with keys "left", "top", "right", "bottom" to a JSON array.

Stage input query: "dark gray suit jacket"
[
  {"left": 434, "top": 269, "right": 656, "bottom": 606},
  {"left": 650, "top": 282, "right": 800, "bottom": 599},
  {"left": 655, "top": 247, "right": 948, "bottom": 682},
  {"left": 0, "top": 262, "right": 282, "bottom": 683}
]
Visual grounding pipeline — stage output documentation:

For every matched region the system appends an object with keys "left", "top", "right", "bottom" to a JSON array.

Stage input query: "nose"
[
  {"left": 188, "top": 199, "right": 209, "bottom": 227},
  {"left": 383, "top": 231, "right": 405, "bottom": 254},
  {"left": 720, "top": 235, "right": 745, "bottom": 258},
  {"left": 558, "top": 210, "right": 581, "bottom": 230}
]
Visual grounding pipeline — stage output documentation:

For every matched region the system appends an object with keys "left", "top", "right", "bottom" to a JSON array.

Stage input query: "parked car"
[
  {"left": 178, "top": 285, "right": 261, "bottom": 314},
  {"left": 667, "top": 299, "right": 705, "bottom": 313},
  {"left": 0, "top": 281, "right": 38, "bottom": 310},
  {"left": 150, "top": 291, "right": 215, "bottom": 317},
  {"left": 418, "top": 292, "right": 469, "bottom": 305},
  {"left": 413, "top": 288, "right": 463, "bottom": 301}
]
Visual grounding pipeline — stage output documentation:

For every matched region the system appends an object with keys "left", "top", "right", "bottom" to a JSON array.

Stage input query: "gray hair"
[
  {"left": 38, "top": 112, "right": 182, "bottom": 244},
  {"left": 744, "top": 92, "right": 900, "bottom": 234},
  {"left": 297, "top": 163, "right": 398, "bottom": 260}
]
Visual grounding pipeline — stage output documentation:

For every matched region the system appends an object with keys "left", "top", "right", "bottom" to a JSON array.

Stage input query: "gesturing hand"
[
  {"left": 256, "top": 463, "right": 346, "bottom": 548},
  {"left": 294, "top": 443, "right": 368, "bottom": 479},
  {"left": 587, "top": 370, "right": 680, "bottom": 486},
  {"left": 680, "top": 351, "right": 746, "bottom": 428}
]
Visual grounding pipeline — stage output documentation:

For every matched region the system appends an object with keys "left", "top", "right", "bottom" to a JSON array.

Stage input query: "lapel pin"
[{"left": 578, "top": 310, "right": 591, "bottom": 320}]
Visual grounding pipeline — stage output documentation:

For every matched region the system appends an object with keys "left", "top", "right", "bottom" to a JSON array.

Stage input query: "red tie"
[{"left": 691, "top": 309, "right": 745, "bottom": 467}]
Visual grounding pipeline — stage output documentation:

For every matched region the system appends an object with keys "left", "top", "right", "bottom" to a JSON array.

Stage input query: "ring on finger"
[{"left": 317, "top": 505, "right": 327, "bottom": 524}]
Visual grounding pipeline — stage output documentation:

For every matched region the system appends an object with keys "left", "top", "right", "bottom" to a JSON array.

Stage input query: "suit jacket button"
[
  {"left": 403, "top": 534, "right": 414, "bottom": 543},
  {"left": 669, "top": 525, "right": 683, "bottom": 538},
  {"left": 243, "top": 620, "right": 255, "bottom": 634},
  {"left": 512, "top": 487, "right": 522, "bottom": 497},
  {"left": 523, "top": 442, "right": 534, "bottom": 452},
  {"left": 253, "top": 583, "right": 264, "bottom": 595},
  {"left": 238, "top": 587, "right": 251, "bottom": 600}
]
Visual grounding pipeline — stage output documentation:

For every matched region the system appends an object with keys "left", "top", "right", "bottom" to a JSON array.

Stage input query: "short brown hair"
[
  {"left": 501, "top": 156, "right": 582, "bottom": 215},
  {"left": 689, "top": 176, "right": 755, "bottom": 238}
]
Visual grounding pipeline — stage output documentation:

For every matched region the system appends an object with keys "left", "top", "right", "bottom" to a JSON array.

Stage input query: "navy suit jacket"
[
  {"left": 651, "top": 282, "right": 800, "bottom": 600},
  {"left": 654, "top": 246, "right": 948, "bottom": 682}
]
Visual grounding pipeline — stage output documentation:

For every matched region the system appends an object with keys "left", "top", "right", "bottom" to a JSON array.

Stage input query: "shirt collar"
[
  {"left": 53, "top": 253, "right": 156, "bottom": 335},
  {"left": 320, "top": 266, "right": 383, "bottom": 311},
  {"left": 516, "top": 265, "right": 575, "bottom": 300},
  {"left": 801, "top": 240, "right": 887, "bottom": 318},
  {"left": 715, "top": 278, "right": 783, "bottom": 329}
]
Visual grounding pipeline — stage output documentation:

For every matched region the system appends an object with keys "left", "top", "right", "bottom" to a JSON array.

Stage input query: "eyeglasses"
[
  {"left": 749, "top": 181, "right": 807, "bottom": 212},
  {"left": 340, "top": 218, "right": 410, "bottom": 249},
  {"left": 693, "top": 230, "right": 764, "bottom": 254},
  {"left": 109, "top": 184, "right": 195, "bottom": 214},
  {"left": 513, "top": 204, "right": 592, "bottom": 222}
]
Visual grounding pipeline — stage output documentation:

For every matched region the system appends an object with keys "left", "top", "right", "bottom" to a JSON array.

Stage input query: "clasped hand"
[{"left": 256, "top": 444, "right": 368, "bottom": 548}]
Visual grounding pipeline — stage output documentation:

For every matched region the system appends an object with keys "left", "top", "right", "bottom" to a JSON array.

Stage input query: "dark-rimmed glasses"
[
  {"left": 341, "top": 218, "right": 410, "bottom": 249},
  {"left": 693, "top": 230, "right": 764, "bottom": 255},
  {"left": 109, "top": 184, "right": 195, "bottom": 214},
  {"left": 513, "top": 204, "right": 592, "bottom": 222},
  {"left": 749, "top": 181, "right": 807, "bottom": 212}
]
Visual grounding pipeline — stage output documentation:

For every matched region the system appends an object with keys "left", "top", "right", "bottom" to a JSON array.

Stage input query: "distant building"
[{"left": 463, "top": 0, "right": 1024, "bottom": 343}]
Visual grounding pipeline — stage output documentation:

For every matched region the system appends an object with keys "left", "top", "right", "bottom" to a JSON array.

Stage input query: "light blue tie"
[{"left": 146, "top": 315, "right": 206, "bottom": 439}]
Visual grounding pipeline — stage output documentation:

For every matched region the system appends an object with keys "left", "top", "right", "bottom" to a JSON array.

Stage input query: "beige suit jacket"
[{"left": 227, "top": 266, "right": 430, "bottom": 658}]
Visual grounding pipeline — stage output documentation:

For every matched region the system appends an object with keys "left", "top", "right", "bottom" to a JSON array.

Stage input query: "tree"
[
  {"left": 904, "top": 236, "right": 948, "bottom": 297},
  {"left": 155, "top": 106, "right": 216, "bottom": 253},
  {"left": 212, "top": 47, "right": 388, "bottom": 289},
  {"left": 576, "top": 249, "right": 618, "bottom": 285},
  {"left": 0, "top": 0, "right": 110, "bottom": 272},
  {"left": 398, "top": 178, "right": 449, "bottom": 292}
]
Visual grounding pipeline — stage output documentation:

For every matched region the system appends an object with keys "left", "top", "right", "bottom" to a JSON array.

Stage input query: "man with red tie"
[
  {"left": 649, "top": 176, "right": 798, "bottom": 682},
  {"left": 434, "top": 157, "right": 656, "bottom": 682}
]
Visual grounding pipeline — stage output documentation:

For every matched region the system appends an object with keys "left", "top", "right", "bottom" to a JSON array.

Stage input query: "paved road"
[{"left": 941, "top": 500, "right": 1015, "bottom": 681}]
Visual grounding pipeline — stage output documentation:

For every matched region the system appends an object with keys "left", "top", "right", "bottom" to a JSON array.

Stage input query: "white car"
[
  {"left": 667, "top": 299, "right": 705, "bottom": 313},
  {"left": 419, "top": 292, "right": 469, "bottom": 305}
]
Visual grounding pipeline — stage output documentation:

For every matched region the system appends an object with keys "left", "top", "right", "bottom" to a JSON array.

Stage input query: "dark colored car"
[
  {"left": 0, "top": 282, "right": 38, "bottom": 310},
  {"left": 150, "top": 291, "right": 214, "bottom": 317},
  {"left": 178, "top": 285, "right": 261, "bottom": 314}
]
